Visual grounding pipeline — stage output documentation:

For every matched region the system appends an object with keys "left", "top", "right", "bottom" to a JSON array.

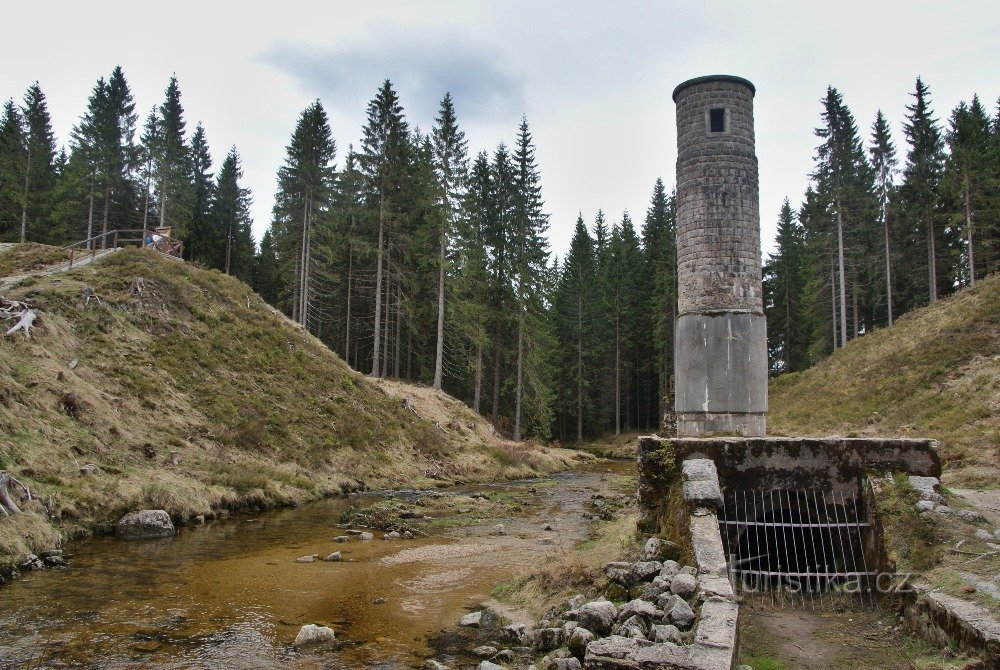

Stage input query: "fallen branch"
[
  {"left": 4, "top": 309, "right": 37, "bottom": 339},
  {"left": 0, "top": 471, "right": 31, "bottom": 516},
  {"left": 81, "top": 287, "right": 101, "bottom": 306}
]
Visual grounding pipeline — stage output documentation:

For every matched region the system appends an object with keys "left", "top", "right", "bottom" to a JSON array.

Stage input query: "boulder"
[
  {"left": 503, "top": 622, "right": 531, "bottom": 645},
  {"left": 460, "top": 611, "right": 483, "bottom": 628},
  {"left": 659, "top": 560, "right": 680, "bottom": 578},
  {"left": 548, "top": 658, "right": 582, "bottom": 670},
  {"left": 333, "top": 535, "right": 351, "bottom": 543},
  {"left": 958, "top": 509, "right": 986, "bottom": 523},
  {"left": 295, "top": 555, "right": 318, "bottom": 563},
  {"left": 651, "top": 623, "right": 681, "bottom": 644},
  {"left": 656, "top": 592, "right": 683, "bottom": 611},
  {"left": 359, "top": 532, "right": 374, "bottom": 540},
  {"left": 384, "top": 531, "right": 401, "bottom": 540},
  {"left": 615, "top": 615, "right": 649, "bottom": 639},
  {"left": 492, "top": 649, "right": 515, "bottom": 663},
  {"left": 477, "top": 662, "right": 504, "bottom": 670},
  {"left": 293, "top": 624, "right": 336, "bottom": 647},
  {"left": 323, "top": 551, "right": 342, "bottom": 562},
  {"left": 668, "top": 598, "right": 695, "bottom": 629},
  {"left": 566, "top": 626, "right": 594, "bottom": 659},
  {"left": 616, "top": 599, "right": 659, "bottom": 623},
  {"left": 575, "top": 599, "right": 617, "bottom": 636},
  {"left": 472, "top": 645, "right": 498, "bottom": 658},
  {"left": 605, "top": 561, "right": 633, "bottom": 586},
  {"left": 423, "top": 661, "right": 450, "bottom": 670},
  {"left": 670, "top": 573, "right": 697, "bottom": 597},
  {"left": 567, "top": 594, "right": 587, "bottom": 610},
  {"left": 631, "top": 561, "right": 662, "bottom": 582},
  {"left": 116, "top": 510, "right": 175, "bottom": 540},
  {"left": 916, "top": 500, "right": 935, "bottom": 512},
  {"left": 605, "top": 583, "right": 628, "bottom": 602},
  {"left": 534, "top": 627, "right": 564, "bottom": 652}
]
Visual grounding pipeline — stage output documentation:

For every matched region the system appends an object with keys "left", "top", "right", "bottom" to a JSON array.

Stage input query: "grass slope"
[
  {"left": 770, "top": 273, "right": 1000, "bottom": 487},
  {"left": 0, "top": 246, "right": 580, "bottom": 564}
]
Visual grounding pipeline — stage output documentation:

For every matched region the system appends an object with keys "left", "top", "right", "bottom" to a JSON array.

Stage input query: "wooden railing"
[{"left": 64, "top": 229, "right": 183, "bottom": 268}]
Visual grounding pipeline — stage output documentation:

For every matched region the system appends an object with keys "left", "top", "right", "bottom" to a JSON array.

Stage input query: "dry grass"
[
  {"left": 0, "top": 243, "right": 70, "bottom": 279},
  {"left": 769, "top": 274, "right": 1000, "bottom": 488},
  {"left": 0, "top": 247, "right": 580, "bottom": 566}
]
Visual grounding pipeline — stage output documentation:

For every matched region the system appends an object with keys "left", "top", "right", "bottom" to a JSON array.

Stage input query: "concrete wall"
[
  {"left": 673, "top": 75, "right": 767, "bottom": 437},
  {"left": 637, "top": 435, "right": 941, "bottom": 532}
]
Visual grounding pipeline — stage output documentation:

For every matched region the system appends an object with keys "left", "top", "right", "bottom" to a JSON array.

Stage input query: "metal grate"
[{"left": 719, "top": 489, "right": 875, "bottom": 608}]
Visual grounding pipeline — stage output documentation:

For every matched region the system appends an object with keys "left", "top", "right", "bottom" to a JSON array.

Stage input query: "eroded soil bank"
[{"left": 0, "top": 460, "right": 632, "bottom": 669}]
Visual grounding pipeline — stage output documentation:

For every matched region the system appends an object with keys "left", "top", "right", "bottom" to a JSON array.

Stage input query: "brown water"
[{"left": 0, "top": 460, "right": 633, "bottom": 669}]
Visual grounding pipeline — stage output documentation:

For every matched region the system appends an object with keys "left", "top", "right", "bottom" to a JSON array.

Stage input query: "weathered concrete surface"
[
  {"left": 681, "top": 459, "right": 724, "bottom": 509},
  {"left": 904, "top": 583, "right": 1000, "bottom": 669},
  {"left": 673, "top": 75, "right": 766, "bottom": 438},
  {"left": 674, "top": 313, "right": 767, "bottom": 438},
  {"left": 638, "top": 435, "right": 940, "bottom": 530}
]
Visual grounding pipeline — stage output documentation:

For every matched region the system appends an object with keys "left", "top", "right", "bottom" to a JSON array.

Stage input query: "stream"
[{"left": 0, "top": 459, "right": 634, "bottom": 669}]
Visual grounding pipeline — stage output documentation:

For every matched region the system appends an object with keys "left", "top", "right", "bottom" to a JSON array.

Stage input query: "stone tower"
[{"left": 672, "top": 75, "right": 767, "bottom": 437}]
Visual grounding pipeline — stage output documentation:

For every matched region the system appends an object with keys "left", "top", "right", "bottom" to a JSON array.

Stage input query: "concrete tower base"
[{"left": 674, "top": 311, "right": 767, "bottom": 436}]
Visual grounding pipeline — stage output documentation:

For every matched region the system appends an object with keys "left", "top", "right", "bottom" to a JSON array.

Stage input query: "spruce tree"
[
  {"left": 138, "top": 108, "right": 160, "bottom": 230},
  {"left": 0, "top": 100, "right": 26, "bottom": 242},
  {"left": 943, "top": 96, "right": 993, "bottom": 287},
  {"left": 19, "top": 83, "right": 58, "bottom": 242},
  {"left": 188, "top": 123, "right": 214, "bottom": 263},
  {"left": 898, "top": 77, "right": 947, "bottom": 305},
  {"left": 487, "top": 142, "right": 515, "bottom": 423},
  {"left": 510, "top": 118, "right": 551, "bottom": 440},
  {"left": 764, "top": 199, "right": 807, "bottom": 373},
  {"left": 554, "top": 215, "right": 597, "bottom": 441},
  {"left": 455, "top": 150, "right": 493, "bottom": 413},
  {"left": 812, "top": 86, "right": 876, "bottom": 348},
  {"left": 155, "top": 75, "right": 191, "bottom": 237},
  {"left": 430, "top": 93, "right": 469, "bottom": 390},
  {"left": 211, "top": 147, "right": 254, "bottom": 279},
  {"left": 869, "top": 110, "right": 898, "bottom": 325},
  {"left": 359, "top": 80, "right": 409, "bottom": 376},
  {"left": 271, "top": 100, "right": 337, "bottom": 328},
  {"left": 641, "top": 178, "right": 676, "bottom": 427}
]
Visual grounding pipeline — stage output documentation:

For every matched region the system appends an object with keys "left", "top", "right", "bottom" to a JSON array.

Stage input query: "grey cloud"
[{"left": 258, "top": 32, "right": 526, "bottom": 126}]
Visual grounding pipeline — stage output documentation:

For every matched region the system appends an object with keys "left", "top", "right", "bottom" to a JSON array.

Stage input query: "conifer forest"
[{"left": 2, "top": 71, "right": 999, "bottom": 443}]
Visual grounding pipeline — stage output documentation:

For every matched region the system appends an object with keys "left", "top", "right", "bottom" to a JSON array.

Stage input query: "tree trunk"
[
  {"left": 784, "top": 263, "right": 792, "bottom": 371},
  {"left": 20, "top": 145, "right": 30, "bottom": 243},
  {"left": 224, "top": 215, "right": 233, "bottom": 275},
  {"left": 927, "top": 213, "right": 938, "bottom": 303},
  {"left": 513, "top": 304, "right": 524, "bottom": 441},
  {"left": 371, "top": 198, "right": 385, "bottom": 376},
  {"left": 394, "top": 283, "right": 402, "bottom": 379},
  {"left": 433, "top": 221, "right": 446, "bottom": 389},
  {"left": 142, "top": 155, "right": 152, "bottom": 230},
  {"left": 382, "top": 245, "right": 391, "bottom": 379},
  {"left": 615, "top": 312, "right": 621, "bottom": 436},
  {"left": 491, "top": 324, "right": 502, "bottom": 423},
  {"left": 473, "top": 342, "right": 483, "bottom": 414},
  {"left": 86, "top": 183, "right": 95, "bottom": 249},
  {"left": 965, "top": 182, "right": 975, "bottom": 288},
  {"left": 852, "top": 284, "right": 859, "bottom": 339},
  {"left": 884, "top": 205, "right": 893, "bottom": 326},
  {"left": 830, "top": 257, "right": 837, "bottom": 351},
  {"left": 344, "top": 241, "right": 352, "bottom": 359},
  {"left": 836, "top": 203, "right": 848, "bottom": 347},
  {"left": 159, "top": 175, "right": 167, "bottom": 229},
  {"left": 577, "top": 294, "right": 583, "bottom": 443}
]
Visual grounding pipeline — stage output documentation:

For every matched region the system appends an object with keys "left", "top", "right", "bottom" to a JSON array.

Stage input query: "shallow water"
[{"left": 0, "top": 460, "right": 634, "bottom": 669}]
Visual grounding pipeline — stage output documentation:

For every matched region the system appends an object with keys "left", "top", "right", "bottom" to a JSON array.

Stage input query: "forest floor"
[{"left": 0, "top": 244, "right": 584, "bottom": 573}]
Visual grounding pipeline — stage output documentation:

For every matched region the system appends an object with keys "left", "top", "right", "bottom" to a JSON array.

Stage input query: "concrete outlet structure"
[{"left": 673, "top": 75, "right": 767, "bottom": 437}]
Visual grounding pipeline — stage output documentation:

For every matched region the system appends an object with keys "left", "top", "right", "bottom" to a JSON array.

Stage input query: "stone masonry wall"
[{"left": 674, "top": 77, "right": 761, "bottom": 315}]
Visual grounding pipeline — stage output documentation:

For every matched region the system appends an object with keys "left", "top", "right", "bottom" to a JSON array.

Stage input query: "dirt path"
[{"left": 740, "top": 606, "right": 909, "bottom": 669}]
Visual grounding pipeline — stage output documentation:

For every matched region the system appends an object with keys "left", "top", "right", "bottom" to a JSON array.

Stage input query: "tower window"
[{"left": 709, "top": 108, "right": 726, "bottom": 133}]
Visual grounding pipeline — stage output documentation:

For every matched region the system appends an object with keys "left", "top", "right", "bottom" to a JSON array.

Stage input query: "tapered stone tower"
[{"left": 672, "top": 75, "right": 768, "bottom": 437}]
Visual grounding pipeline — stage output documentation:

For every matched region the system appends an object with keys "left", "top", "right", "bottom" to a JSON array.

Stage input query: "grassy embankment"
[
  {"left": 0, "top": 245, "right": 582, "bottom": 566},
  {"left": 769, "top": 273, "right": 1000, "bottom": 488}
]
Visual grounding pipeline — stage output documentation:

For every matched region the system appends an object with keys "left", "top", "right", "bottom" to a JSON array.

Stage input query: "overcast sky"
[{"left": 5, "top": 1, "right": 999, "bottom": 258}]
